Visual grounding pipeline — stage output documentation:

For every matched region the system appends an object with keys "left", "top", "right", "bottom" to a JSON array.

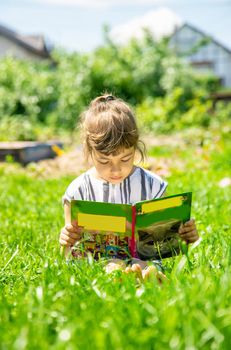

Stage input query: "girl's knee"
[
  {"left": 105, "top": 259, "right": 126, "bottom": 273},
  {"left": 130, "top": 258, "right": 148, "bottom": 269}
]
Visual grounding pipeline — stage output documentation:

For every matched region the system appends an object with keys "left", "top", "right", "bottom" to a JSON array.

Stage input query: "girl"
[{"left": 59, "top": 94, "right": 198, "bottom": 280}]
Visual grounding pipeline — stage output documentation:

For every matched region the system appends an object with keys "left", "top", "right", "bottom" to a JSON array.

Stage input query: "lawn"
[{"left": 0, "top": 127, "right": 230, "bottom": 350}]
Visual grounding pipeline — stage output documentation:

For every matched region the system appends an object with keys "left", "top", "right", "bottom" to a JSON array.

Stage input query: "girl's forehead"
[{"left": 94, "top": 147, "right": 135, "bottom": 159}]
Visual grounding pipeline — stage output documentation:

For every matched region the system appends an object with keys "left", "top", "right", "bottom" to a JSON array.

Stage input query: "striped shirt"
[
  {"left": 63, "top": 166, "right": 167, "bottom": 205},
  {"left": 63, "top": 166, "right": 168, "bottom": 260}
]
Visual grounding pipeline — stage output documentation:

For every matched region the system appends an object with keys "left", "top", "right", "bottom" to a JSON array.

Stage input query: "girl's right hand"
[{"left": 59, "top": 220, "right": 83, "bottom": 247}]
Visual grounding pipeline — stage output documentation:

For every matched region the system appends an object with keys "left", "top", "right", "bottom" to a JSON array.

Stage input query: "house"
[
  {"left": 169, "top": 23, "right": 231, "bottom": 87},
  {"left": 0, "top": 23, "right": 52, "bottom": 61},
  {"left": 111, "top": 8, "right": 231, "bottom": 87}
]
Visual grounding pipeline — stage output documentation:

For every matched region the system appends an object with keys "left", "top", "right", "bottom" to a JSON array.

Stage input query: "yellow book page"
[
  {"left": 78, "top": 213, "right": 126, "bottom": 233},
  {"left": 141, "top": 196, "right": 184, "bottom": 214}
]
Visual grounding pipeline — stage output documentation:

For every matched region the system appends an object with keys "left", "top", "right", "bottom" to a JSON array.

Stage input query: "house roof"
[
  {"left": 0, "top": 23, "right": 52, "bottom": 58},
  {"left": 171, "top": 23, "right": 231, "bottom": 56},
  {"left": 110, "top": 8, "right": 231, "bottom": 56}
]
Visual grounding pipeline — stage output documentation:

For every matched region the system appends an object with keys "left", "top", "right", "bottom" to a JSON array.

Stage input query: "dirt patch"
[
  {"left": 25, "top": 149, "right": 184, "bottom": 180},
  {"left": 0, "top": 135, "right": 187, "bottom": 179},
  {"left": 142, "top": 134, "right": 185, "bottom": 147},
  {"left": 26, "top": 147, "right": 87, "bottom": 178}
]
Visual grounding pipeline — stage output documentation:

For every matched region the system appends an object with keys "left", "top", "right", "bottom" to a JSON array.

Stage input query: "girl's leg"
[
  {"left": 105, "top": 258, "right": 167, "bottom": 283},
  {"left": 105, "top": 258, "right": 126, "bottom": 273},
  {"left": 130, "top": 258, "right": 167, "bottom": 283},
  {"left": 105, "top": 259, "right": 143, "bottom": 280}
]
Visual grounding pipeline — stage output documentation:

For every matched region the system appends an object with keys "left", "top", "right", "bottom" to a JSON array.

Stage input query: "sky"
[{"left": 0, "top": 0, "right": 231, "bottom": 52}]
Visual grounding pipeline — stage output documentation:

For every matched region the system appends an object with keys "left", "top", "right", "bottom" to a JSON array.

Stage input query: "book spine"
[{"left": 129, "top": 205, "right": 136, "bottom": 257}]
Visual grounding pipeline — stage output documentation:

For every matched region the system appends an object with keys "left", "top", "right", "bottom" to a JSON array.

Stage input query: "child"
[{"left": 59, "top": 94, "right": 198, "bottom": 280}]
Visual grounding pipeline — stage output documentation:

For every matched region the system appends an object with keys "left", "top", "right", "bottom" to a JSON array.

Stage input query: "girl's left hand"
[{"left": 178, "top": 219, "right": 199, "bottom": 244}]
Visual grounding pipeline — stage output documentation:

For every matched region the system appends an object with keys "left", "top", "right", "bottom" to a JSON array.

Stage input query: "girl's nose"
[{"left": 111, "top": 163, "right": 121, "bottom": 173}]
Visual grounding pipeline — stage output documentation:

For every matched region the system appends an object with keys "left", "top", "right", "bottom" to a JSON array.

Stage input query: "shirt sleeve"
[
  {"left": 150, "top": 173, "right": 168, "bottom": 199},
  {"left": 62, "top": 174, "right": 85, "bottom": 205}
]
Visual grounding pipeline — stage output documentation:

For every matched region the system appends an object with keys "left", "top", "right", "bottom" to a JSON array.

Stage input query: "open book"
[{"left": 71, "top": 192, "right": 192, "bottom": 259}]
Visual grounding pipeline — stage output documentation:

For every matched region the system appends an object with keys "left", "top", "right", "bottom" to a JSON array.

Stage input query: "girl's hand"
[
  {"left": 178, "top": 219, "right": 199, "bottom": 244},
  {"left": 59, "top": 220, "right": 83, "bottom": 247},
  {"left": 126, "top": 220, "right": 132, "bottom": 234}
]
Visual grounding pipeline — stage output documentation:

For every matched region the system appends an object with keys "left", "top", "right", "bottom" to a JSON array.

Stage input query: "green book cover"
[{"left": 71, "top": 192, "right": 192, "bottom": 259}]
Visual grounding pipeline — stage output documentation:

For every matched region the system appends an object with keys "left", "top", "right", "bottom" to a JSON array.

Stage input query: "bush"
[
  {"left": 0, "top": 56, "right": 59, "bottom": 124},
  {"left": 135, "top": 88, "right": 230, "bottom": 133},
  {"left": 0, "top": 34, "right": 224, "bottom": 138}
]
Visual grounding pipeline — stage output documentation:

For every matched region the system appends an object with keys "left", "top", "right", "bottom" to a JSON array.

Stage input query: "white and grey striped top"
[{"left": 63, "top": 166, "right": 168, "bottom": 205}]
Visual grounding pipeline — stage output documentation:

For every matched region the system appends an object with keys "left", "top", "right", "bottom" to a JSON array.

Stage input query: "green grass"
[{"left": 0, "top": 128, "right": 231, "bottom": 350}]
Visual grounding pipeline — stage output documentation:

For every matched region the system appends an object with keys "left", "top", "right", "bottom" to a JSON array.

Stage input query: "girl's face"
[{"left": 91, "top": 147, "right": 135, "bottom": 184}]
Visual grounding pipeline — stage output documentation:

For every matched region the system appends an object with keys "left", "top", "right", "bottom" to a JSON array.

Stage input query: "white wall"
[{"left": 0, "top": 35, "right": 43, "bottom": 61}]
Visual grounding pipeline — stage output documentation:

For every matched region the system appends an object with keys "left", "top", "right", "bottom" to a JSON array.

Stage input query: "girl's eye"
[
  {"left": 98, "top": 160, "right": 109, "bottom": 165},
  {"left": 121, "top": 158, "right": 131, "bottom": 162}
]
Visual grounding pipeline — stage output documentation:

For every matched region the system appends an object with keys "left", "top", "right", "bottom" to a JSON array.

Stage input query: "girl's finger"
[
  {"left": 61, "top": 229, "right": 81, "bottom": 240},
  {"left": 65, "top": 224, "right": 75, "bottom": 231},
  {"left": 63, "top": 236, "right": 76, "bottom": 245},
  {"left": 72, "top": 220, "right": 84, "bottom": 229},
  {"left": 65, "top": 224, "right": 83, "bottom": 234},
  {"left": 59, "top": 237, "right": 72, "bottom": 246},
  {"left": 179, "top": 229, "right": 198, "bottom": 237},
  {"left": 60, "top": 231, "right": 79, "bottom": 244},
  {"left": 188, "top": 236, "right": 199, "bottom": 243},
  {"left": 126, "top": 221, "right": 132, "bottom": 230},
  {"left": 184, "top": 235, "right": 199, "bottom": 243},
  {"left": 179, "top": 231, "right": 199, "bottom": 241},
  {"left": 59, "top": 239, "right": 70, "bottom": 246},
  {"left": 68, "top": 232, "right": 81, "bottom": 240},
  {"left": 179, "top": 225, "right": 196, "bottom": 234},
  {"left": 184, "top": 219, "right": 195, "bottom": 227}
]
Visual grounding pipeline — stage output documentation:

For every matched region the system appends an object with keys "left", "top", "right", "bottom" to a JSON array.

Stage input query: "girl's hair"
[{"left": 80, "top": 94, "right": 146, "bottom": 162}]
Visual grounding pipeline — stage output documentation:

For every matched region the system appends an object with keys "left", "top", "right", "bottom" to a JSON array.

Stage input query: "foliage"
[
  {"left": 0, "top": 116, "right": 59, "bottom": 141},
  {"left": 136, "top": 88, "right": 211, "bottom": 132},
  {"left": 0, "top": 33, "right": 223, "bottom": 139},
  {"left": 136, "top": 90, "right": 231, "bottom": 133},
  {"left": 0, "top": 57, "right": 58, "bottom": 121},
  {"left": 0, "top": 128, "right": 230, "bottom": 349}
]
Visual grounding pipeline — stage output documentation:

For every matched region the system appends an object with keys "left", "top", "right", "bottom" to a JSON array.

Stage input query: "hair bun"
[
  {"left": 93, "top": 95, "right": 115, "bottom": 105},
  {"left": 105, "top": 95, "right": 115, "bottom": 102}
]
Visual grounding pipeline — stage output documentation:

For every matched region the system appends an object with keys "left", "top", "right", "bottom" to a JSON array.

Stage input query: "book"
[{"left": 71, "top": 192, "right": 192, "bottom": 260}]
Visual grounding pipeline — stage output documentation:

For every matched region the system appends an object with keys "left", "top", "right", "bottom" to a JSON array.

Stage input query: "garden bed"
[{"left": 0, "top": 141, "right": 63, "bottom": 165}]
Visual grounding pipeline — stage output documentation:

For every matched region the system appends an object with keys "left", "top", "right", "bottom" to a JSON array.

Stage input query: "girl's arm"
[
  {"left": 60, "top": 202, "right": 82, "bottom": 258},
  {"left": 64, "top": 201, "right": 71, "bottom": 225},
  {"left": 63, "top": 202, "right": 72, "bottom": 257}
]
